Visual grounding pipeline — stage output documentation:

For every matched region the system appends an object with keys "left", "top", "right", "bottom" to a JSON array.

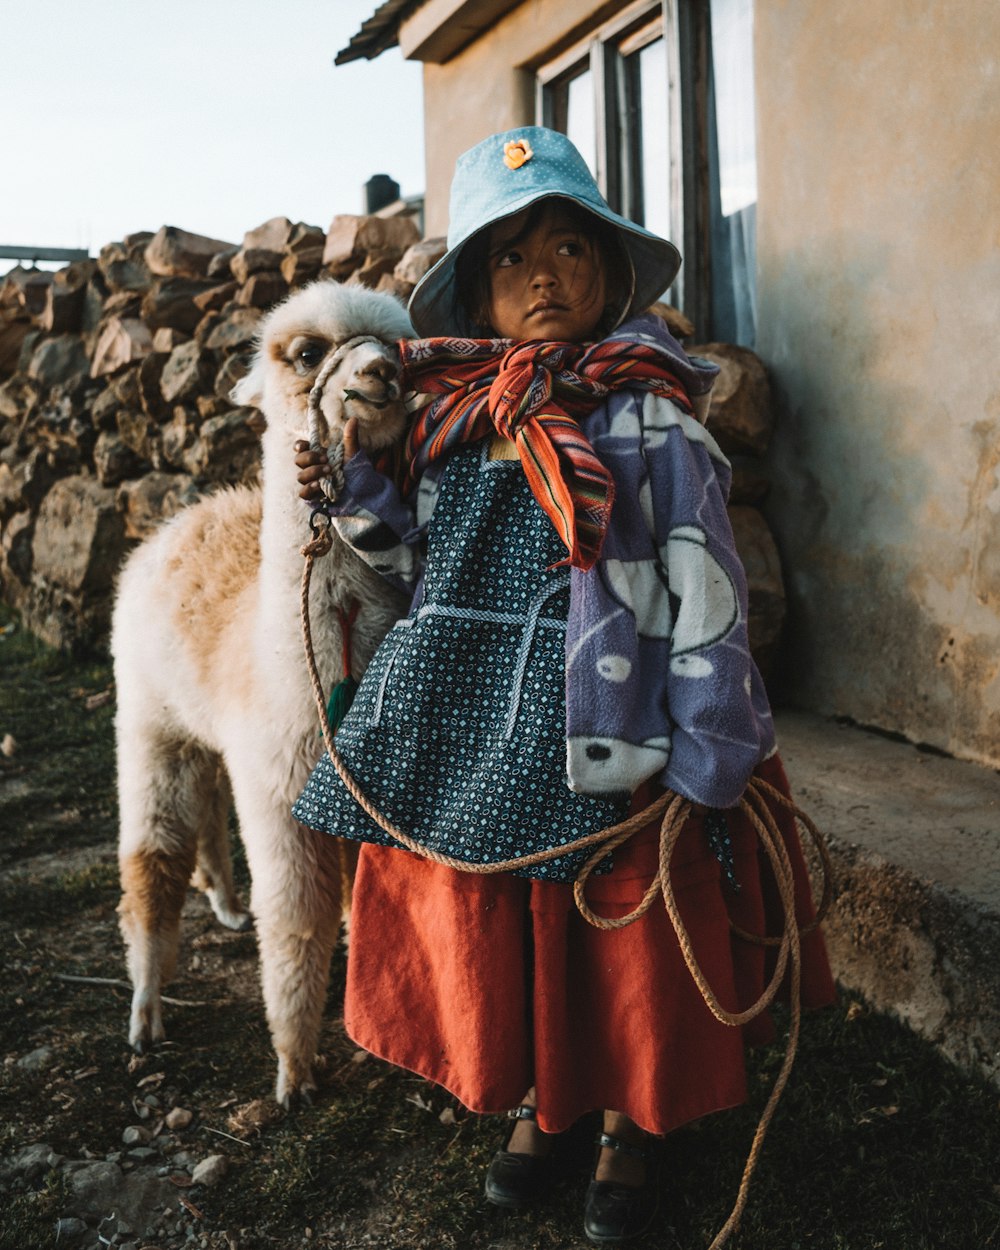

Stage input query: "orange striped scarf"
[{"left": 400, "top": 337, "right": 695, "bottom": 570}]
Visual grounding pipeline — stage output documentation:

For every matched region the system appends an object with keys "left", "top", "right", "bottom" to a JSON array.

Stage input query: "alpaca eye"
[{"left": 294, "top": 342, "right": 326, "bottom": 373}]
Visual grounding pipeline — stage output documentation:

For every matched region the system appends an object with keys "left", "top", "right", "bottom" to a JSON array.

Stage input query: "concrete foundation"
[{"left": 776, "top": 709, "right": 1000, "bottom": 1086}]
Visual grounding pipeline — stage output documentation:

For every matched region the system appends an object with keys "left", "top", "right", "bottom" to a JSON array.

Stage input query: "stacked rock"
[
  {"left": 0, "top": 219, "right": 781, "bottom": 671},
  {"left": 0, "top": 212, "right": 437, "bottom": 649}
]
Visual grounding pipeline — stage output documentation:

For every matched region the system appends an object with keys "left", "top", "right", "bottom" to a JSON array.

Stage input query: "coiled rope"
[{"left": 297, "top": 364, "right": 832, "bottom": 1250}]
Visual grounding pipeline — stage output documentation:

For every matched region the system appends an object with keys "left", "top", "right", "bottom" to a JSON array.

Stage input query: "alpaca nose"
[{"left": 360, "top": 354, "right": 398, "bottom": 385}]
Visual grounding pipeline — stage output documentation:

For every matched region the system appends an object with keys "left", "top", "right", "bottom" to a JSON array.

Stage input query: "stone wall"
[
  {"left": 0, "top": 218, "right": 781, "bottom": 663},
  {"left": 0, "top": 213, "right": 432, "bottom": 649}
]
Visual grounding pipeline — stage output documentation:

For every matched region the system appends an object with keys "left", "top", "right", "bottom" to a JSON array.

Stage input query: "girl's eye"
[
  {"left": 496, "top": 249, "right": 522, "bottom": 268},
  {"left": 557, "top": 240, "right": 582, "bottom": 257}
]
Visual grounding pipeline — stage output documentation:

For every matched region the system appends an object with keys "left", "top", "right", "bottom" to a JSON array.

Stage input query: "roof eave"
[{"left": 334, "top": 0, "right": 418, "bottom": 65}]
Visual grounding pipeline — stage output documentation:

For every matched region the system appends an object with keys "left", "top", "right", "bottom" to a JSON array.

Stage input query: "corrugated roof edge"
[{"left": 334, "top": 0, "right": 421, "bottom": 65}]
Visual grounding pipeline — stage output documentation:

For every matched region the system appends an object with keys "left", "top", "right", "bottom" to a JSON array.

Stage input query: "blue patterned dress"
[{"left": 292, "top": 442, "right": 630, "bottom": 881}]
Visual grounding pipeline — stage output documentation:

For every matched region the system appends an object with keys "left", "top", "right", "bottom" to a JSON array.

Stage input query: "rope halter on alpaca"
[
  {"left": 303, "top": 334, "right": 401, "bottom": 724},
  {"left": 306, "top": 334, "right": 397, "bottom": 504},
  {"left": 296, "top": 365, "right": 834, "bottom": 1250}
]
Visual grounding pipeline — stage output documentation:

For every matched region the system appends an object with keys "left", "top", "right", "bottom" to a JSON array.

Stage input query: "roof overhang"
[
  {"left": 335, "top": 0, "right": 522, "bottom": 65},
  {"left": 335, "top": 0, "right": 419, "bottom": 64}
]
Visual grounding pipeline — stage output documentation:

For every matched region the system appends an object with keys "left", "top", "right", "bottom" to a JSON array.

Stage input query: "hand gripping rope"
[
  {"left": 305, "top": 335, "right": 388, "bottom": 505},
  {"left": 298, "top": 357, "right": 833, "bottom": 1250}
]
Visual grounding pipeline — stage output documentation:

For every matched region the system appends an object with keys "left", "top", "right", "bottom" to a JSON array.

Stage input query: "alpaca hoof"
[
  {"left": 278, "top": 1085, "right": 315, "bottom": 1112},
  {"left": 223, "top": 910, "right": 254, "bottom": 933},
  {"left": 206, "top": 890, "right": 253, "bottom": 932},
  {"left": 129, "top": 992, "right": 165, "bottom": 1054},
  {"left": 275, "top": 1057, "right": 317, "bottom": 1109}
]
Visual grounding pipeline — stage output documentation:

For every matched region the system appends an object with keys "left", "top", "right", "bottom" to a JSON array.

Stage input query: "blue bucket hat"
[{"left": 408, "top": 126, "right": 682, "bottom": 337}]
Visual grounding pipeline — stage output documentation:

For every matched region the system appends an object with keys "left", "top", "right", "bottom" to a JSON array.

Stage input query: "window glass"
[
  {"left": 710, "top": 0, "right": 756, "bottom": 216},
  {"left": 565, "top": 68, "right": 597, "bottom": 177},
  {"left": 708, "top": 0, "right": 757, "bottom": 345},
  {"left": 634, "top": 36, "right": 670, "bottom": 240}
]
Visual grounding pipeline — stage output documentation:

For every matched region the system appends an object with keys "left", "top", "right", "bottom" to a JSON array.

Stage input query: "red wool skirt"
[{"left": 343, "top": 753, "right": 835, "bottom": 1136}]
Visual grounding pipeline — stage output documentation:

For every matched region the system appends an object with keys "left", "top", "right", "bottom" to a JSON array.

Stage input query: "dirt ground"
[{"left": 2, "top": 608, "right": 1000, "bottom": 1250}]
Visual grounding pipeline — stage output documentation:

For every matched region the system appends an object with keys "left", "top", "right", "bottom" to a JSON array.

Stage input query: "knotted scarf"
[{"left": 400, "top": 336, "right": 696, "bottom": 570}]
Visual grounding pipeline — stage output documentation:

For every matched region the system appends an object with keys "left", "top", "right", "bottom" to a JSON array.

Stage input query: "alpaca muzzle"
[{"left": 307, "top": 336, "right": 405, "bottom": 501}]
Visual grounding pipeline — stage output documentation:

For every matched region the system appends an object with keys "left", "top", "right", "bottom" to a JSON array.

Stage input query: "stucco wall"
[
  {"left": 405, "top": 0, "right": 618, "bottom": 235},
  {"left": 756, "top": 1, "right": 1000, "bottom": 765}
]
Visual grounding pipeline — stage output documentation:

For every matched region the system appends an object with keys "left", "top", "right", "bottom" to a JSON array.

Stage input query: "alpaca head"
[{"left": 231, "top": 280, "right": 414, "bottom": 454}]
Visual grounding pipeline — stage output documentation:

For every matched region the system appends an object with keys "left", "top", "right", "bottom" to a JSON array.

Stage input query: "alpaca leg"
[
  {"left": 117, "top": 731, "right": 213, "bottom": 1052},
  {"left": 338, "top": 838, "right": 360, "bottom": 945},
  {"left": 255, "top": 823, "right": 344, "bottom": 1106},
  {"left": 191, "top": 763, "right": 252, "bottom": 932},
  {"left": 229, "top": 766, "right": 345, "bottom": 1105}
]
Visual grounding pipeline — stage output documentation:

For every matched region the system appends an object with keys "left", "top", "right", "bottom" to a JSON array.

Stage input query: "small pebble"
[
  {"left": 55, "top": 1217, "right": 88, "bottom": 1240},
  {"left": 1, "top": 733, "right": 16, "bottom": 757},
  {"left": 16, "top": 1045, "right": 54, "bottom": 1072},
  {"left": 126, "top": 1146, "right": 158, "bottom": 1161},
  {"left": 166, "top": 1107, "right": 193, "bottom": 1130},
  {"left": 191, "top": 1153, "right": 228, "bottom": 1186},
  {"left": 122, "top": 1125, "right": 150, "bottom": 1146}
]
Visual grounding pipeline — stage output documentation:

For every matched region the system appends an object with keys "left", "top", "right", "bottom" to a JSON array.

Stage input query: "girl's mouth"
[{"left": 528, "top": 300, "right": 567, "bottom": 315}]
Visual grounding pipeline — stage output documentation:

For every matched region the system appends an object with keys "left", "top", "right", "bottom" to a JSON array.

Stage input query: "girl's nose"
[{"left": 530, "top": 263, "right": 557, "bottom": 288}]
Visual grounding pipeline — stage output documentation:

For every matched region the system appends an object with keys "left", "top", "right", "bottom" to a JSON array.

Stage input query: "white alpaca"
[{"left": 113, "top": 281, "right": 412, "bottom": 1104}]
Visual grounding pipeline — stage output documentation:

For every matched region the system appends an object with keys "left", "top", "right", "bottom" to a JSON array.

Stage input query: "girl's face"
[{"left": 485, "top": 205, "right": 608, "bottom": 342}]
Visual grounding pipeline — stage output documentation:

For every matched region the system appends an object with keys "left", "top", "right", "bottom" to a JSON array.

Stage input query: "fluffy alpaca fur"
[{"left": 114, "top": 281, "right": 412, "bottom": 1105}]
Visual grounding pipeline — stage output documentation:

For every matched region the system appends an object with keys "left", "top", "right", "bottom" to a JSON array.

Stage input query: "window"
[
  {"left": 536, "top": 0, "right": 758, "bottom": 347},
  {"left": 707, "top": 0, "right": 757, "bottom": 345}
]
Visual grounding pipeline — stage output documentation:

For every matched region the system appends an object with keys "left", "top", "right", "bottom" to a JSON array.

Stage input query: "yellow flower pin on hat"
[{"left": 503, "top": 137, "right": 533, "bottom": 170}]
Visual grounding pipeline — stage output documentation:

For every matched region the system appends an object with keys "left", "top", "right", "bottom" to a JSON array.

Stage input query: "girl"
[{"left": 294, "top": 127, "right": 834, "bottom": 1245}]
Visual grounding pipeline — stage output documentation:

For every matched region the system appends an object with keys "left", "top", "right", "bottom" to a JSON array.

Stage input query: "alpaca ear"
[{"left": 231, "top": 359, "right": 264, "bottom": 409}]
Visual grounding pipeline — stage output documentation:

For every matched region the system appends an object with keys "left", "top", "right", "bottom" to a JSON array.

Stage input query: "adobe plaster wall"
[{"left": 755, "top": 1, "right": 1000, "bottom": 765}]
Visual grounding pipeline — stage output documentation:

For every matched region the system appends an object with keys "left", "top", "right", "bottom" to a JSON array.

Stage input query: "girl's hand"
[
  {"left": 341, "top": 417, "right": 359, "bottom": 461},
  {"left": 294, "top": 441, "right": 331, "bottom": 501},
  {"left": 294, "top": 420, "right": 359, "bottom": 500}
]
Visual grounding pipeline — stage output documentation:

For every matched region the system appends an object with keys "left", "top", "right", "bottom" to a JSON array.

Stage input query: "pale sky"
[{"left": 0, "top": 0, "right": 425, "bottom": 258}]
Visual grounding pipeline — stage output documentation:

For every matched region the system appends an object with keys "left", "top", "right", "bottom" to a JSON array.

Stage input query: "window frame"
[{"left": 535, "top": 0, "right": 715, "bottom": 336}]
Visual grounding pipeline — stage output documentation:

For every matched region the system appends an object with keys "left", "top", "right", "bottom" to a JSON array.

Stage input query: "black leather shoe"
[
  {"left": 583, "top": 1132, "right": 657, "bottom": 1244},
  {"left": 484, "top": 1105, "right": 552, "bottom": 1209}
]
